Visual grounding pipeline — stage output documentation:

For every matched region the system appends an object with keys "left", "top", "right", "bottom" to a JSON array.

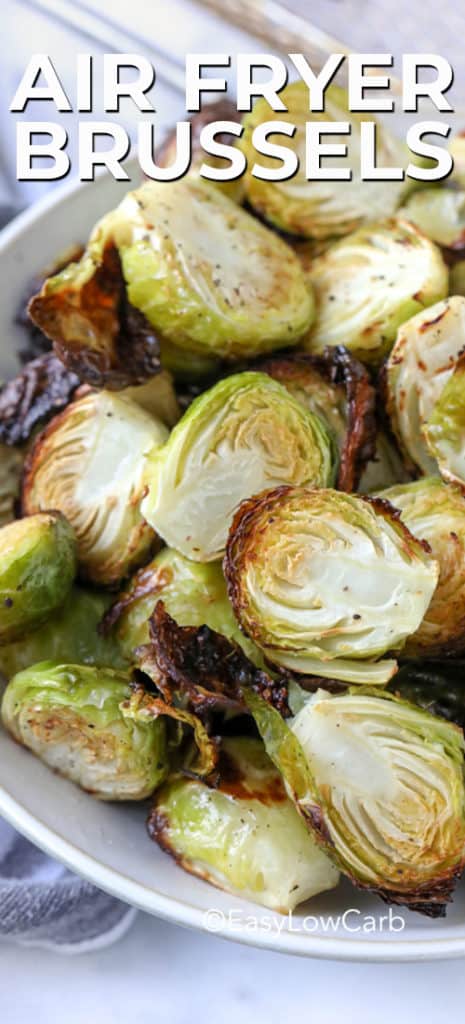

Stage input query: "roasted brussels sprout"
[
  {"left": 225, "top": 486, "right": 439, "bottom": 685},
  {"left": 303, "top": 219, "right": 448, "bottom": 365},
  {"left": 357, "top": 430, "right": 411, "bottom": 493},
  {"left": 424, "top": 354, "right": 465, "bottom": 490},
  {"left": 449, "top": 133, "right": 465, "bottom": 187},
  {"left": 238, "top": 83, "right": 406, "bottom": 240},
  {"left": 103, "top": 547, "right": 263, "bottom": 667},
  {"left": 247, "top": 686, "right": 465, "bottom": 916},
  {"left": 257, "top": 347, "right": 376, "bottom": 492},
  {"left": 22, "top": 390, "right": 168, "bottom": 586},
  {"left": 121, "top": 369, "right": 181, "bottom": 427},
  {"left": 385, "top": 296, "right": 465, "bottom": 474},
  {"left": 157, "top": 100, "right": 244, "bottom": 203},
  {"left": 0, "top": 512, "right": 76, "bottom": 644},
  {"left": 0, "top": 586, "right": 127, "bottom": 680},
  {"left": 399, "top": 188, "right": 465, "bottom": 252},
  {"left": 29, "top": 237, "right": 162, "bottom": 389},
  {"left": 142, "top": 372, "right": 335, "bottom": 561},
  {"left": 30, "top": 180, "right": 314, "bottom": 380},
  {"left": 379, "top": 477, "right": 465, "bottom": 656},
  {"left": 0, "top": 444, "right": 22, "bottom": 527},
  {"left": 1, "top": 662, "right": 167, "bottom": 799},
  {"left": 149, "top": 736, "right": 339, "bottom": 911}
]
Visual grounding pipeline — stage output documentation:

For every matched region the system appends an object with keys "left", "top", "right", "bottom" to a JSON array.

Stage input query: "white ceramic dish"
[{"left": 1, "top": 170, "right": 465, "bottom": 962}]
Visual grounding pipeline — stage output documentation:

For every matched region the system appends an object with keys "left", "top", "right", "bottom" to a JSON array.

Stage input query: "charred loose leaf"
[
  {"left": 0, "top": 353, "right": 80, "bottom": 446},
  {"left": 121, "top": 681, "right": 218, "bottom": 780},
  {"left": 248, "top": 685, "right": 465, "bottom": 917},
  {"left": 15, "top": 245, "right": 84, "bottom": 364},
  {"left": 258, "top": 346, "right": 376, "bottom": 492},
  {"left": 225, "top": 486, "right": 438, "bottom": 686},
  {"left": 136, "top": 601, "right": 290, "bottom": 718},
  {"left": 29, "top": 237, "right": 161, "bottom": 389},
  {"left": 389, "top": 660, "right": 465, "bottom": 730},
  {"left": 1, "top": 661, "right": 167, "bottom": 799},
  {"left": 149, "top": 735, "right": 339, "bottom": 911},
  {"left": 385, "top": 296, "right": 465, "bottom": 474}
]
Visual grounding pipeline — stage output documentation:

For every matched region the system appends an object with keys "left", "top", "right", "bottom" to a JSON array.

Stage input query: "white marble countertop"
[{"left": 1, "top": 911, "right": 465, "bottom": 1022}]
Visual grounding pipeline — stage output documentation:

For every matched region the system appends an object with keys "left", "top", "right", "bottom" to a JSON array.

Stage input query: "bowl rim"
[{"left": 1, "top": 171, "right": 465, "bottom": 962}]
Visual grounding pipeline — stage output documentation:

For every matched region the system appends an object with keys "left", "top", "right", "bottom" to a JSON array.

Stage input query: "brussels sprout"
[
  {"left": 0, "top": 512, "right": 76, "bottom": 644},
  {"left": 142, "top": 372, "right": 335, "bottom": 562},
  {"left": 149, "top": 736, "right": 339, "bottom": 912},
  {"left": 247, "top": 686, "right": 465, "bottom": 916},
  {"left": 225, "top": 486, "right": 439, "bottom": 685},
  {"left": 30, "top": 180, "right": 314, "bottom": 378},
  {"left": 157, "top": 100, "right": 244, "bottom": 203},
  {"left": 1, "top": 662, "right": 167, "bottom": 800},
  {"left": 0, "top": 444, "right": 22, "bottom": 527},
  {"left": 29, "top": 235, "right": 162, "bottom": 389},
  {"left": 399, "top": 188, "right": 465, "bottom": 252},
  {"left": 103, "top": 547, "right": 263, "bottom": 667},
  {"left": 357, "top": 430, "right": 411, "bottom": 493},
  {"left": 121, "top": 369, "right": 181, "bottom": 427},
  {"left": 424, "top": 354, "right": 465, "bottom": 490},
  {"left": 238, "top": 82, "right": 406, "bottom": 240},
  {"left": 22, "top": 390, "right": 168, "bottom": 586},
  {"left": 379, "top": 477, "right": 465, "bottom": 656},
  {"left": 257, "top": 347, "right": 376, "bottom": 492},
  {"left": 0, "top": 586, "right": 127, "bottom": 680},
  {"left": 385, "top": 296, "right": 465, "bottom": 474},
  {"left": 304, "top": 219, "right": 448, "bottom": 364}
]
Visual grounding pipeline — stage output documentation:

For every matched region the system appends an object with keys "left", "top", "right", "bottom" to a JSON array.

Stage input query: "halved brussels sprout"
[
  {"left": 0, "top": 586, "right": 127, "bottom": 680},
  {"left": 379, "top": 477, "right": 465, "bottom": 656},
  {"left": 157, "top": 99, "right": 244, "bottom": 203},
  {"left": 0, "top": 444, "right": 22, "bottom": 527},
  {"left": 121, "top": 369, "right": 180, "bottom": 427},
  {"left": 29, "top": 236, "right": 162, "bottom": 389},
  {"left": 30, "top": 180, "right": 314, "bottom": 379},
  {"left": 257, "top": 347, "right": 376, "bottom": 492},
  {"left": 103, "top": 547, "right": 263, "bottom": 667},
  {"left": 304, "top": 219, "right": 448, "bottom": 364},
  {"left": 238, "top": 82, "right": 406, "bottom": 240},
  {"left": 0, "top": 353, "right": 79, "bottom": 445},
  {"left": 385, "top": 296, "right": 465, "bottom": 473},
  {"left": 225, "top": 486, "right": 439, "bottom": 685},
  {"left": 22, "top": 390, "right": 168, "bottom": 586},
  {"left": 1, "top": 662, "right": 167, "bottom": 800},
  {"left": 149, "top": 736, "right": 339, "bottom": 912},
  {"left": 425, "top": 354, "right": 465, "bottom": 490},
  {"left": 357, "top": 430, "right": 411, "bottom": 493},
  {"left": 0, "top": 512, "right": 76, "bottom": 644},
  {"left": 399, "top": 188, "right": 465, "bottom": 252},
  {"left": 142, "top": 372, "right": 335, "bottom": 561},
  {"left": 247, "top": 686, "right": 465, "bottom": 915}
]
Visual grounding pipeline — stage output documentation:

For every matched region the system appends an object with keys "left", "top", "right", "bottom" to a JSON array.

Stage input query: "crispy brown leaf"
[{"left": 0, "top": 353, "right": 80, "bottom": 445}]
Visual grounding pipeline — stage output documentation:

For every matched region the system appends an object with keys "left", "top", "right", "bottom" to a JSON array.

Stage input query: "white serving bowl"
[{"left": 1, "top": 170, "right": 465, "bottom": 961}]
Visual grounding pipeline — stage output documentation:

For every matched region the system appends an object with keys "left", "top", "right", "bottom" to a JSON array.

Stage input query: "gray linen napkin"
[{"left": 0, "top": 819, "right": 136, "bottom": 951}]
